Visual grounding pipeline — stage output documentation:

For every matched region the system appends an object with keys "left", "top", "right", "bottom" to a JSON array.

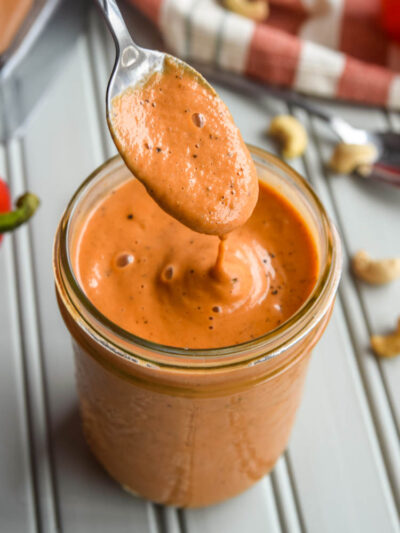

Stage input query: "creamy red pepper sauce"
[
  {"left": 110, "top": 57, "right": 259, "bottom": 236},
  {"left": 73, "top": 177, "right": 318, "bottom": 349}
]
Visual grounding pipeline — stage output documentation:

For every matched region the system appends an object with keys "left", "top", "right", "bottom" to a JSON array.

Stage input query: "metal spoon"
[{"left": 95, "top": 0, "right": 217, "bottom": 129}]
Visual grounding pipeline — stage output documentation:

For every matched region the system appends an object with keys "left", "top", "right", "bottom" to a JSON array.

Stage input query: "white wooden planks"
[
  {"left": 0, "top": 146, "right": 37, "bottom": 532},
  {"left": 183, "top": 478, "right": 281, "bottom": 533},
  {"left": 303, "top": 104, "right": 400, "bottom": 508}
]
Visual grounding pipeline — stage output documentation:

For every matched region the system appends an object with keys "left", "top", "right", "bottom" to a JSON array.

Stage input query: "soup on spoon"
[{"left": 109, "top": 56, "right": 259, "bottom": 236}]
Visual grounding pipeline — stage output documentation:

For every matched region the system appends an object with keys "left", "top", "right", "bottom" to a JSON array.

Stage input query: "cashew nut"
[
  {"left": 371, "top": 318, "right": 400, "bottom": 358},
  {"left": 268, "top": 115, "right": 308, "bottom": 159},
  {"left": 352, "top": 250, "right": 400, "bottom": 285},
  {"left": 329, "top": 142, "right": 377, "bottom": 175},
  {"left": 223, "top": 0, "right": 269, "bottom": 21}
]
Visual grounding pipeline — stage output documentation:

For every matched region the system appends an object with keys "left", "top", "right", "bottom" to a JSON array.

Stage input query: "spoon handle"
[{"left": 95, "top": 0, "right": 140, "bottom": 55}]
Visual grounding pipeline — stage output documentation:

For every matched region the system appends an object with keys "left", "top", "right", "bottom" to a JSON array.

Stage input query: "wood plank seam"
[
  {"left": 2, "top": 190, "right": 40, "bottom": 532},
  {"left": 270, "top": 453, "right": 306, "bottom": 533},
  {"left": 6, "top": 138, "right": 60, "bottom": 532},
  {"left": 270, "top": 470, "right": 303, "bottom": 533}
]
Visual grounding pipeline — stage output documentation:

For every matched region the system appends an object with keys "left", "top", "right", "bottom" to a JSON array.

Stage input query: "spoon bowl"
[{"left": 96, "top": 0, "right": 216, "bottom": 128}]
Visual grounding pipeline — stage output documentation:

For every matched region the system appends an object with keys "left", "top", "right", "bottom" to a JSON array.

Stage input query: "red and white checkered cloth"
[{"left": 126, "top": 0, "right": 400, "bottom": 109}]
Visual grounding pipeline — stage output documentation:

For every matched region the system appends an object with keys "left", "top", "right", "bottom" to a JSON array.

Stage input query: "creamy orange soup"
[{"left": 73, "top": 177, "right": 318, "bottom": 349}]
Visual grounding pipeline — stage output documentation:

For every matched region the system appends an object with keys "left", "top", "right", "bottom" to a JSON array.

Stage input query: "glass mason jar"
[{"left": 53, "top": 147, "right": 342, "bottom": 508}]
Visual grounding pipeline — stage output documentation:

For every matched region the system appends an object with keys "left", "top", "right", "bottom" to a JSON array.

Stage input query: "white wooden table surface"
[{"left": 1, "top": 6, "right": 399, "bottom": 533}]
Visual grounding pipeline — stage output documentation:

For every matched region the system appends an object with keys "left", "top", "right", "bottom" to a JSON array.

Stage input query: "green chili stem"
[{"left": 0, "top": 193, "right": 40, "bottom": 233}]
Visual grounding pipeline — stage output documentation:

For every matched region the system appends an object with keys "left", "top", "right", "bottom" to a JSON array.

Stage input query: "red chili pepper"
[
  {"left": 0, "top": 177, "right": 40, "bottom": 244},
  {"left": 0, "top": 179, "right": 11, "bottom": 244}
]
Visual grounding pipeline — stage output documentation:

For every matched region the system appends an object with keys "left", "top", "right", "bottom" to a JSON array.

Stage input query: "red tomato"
[{"left": 0, "top": 178, "right": 11, "bottom": 243}]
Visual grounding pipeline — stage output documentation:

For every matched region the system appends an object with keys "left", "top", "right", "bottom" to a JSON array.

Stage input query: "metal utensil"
[
  {"left": 193, "top": 64, "right": 400, "bottom": 187},
  {"left": 95, "top": 0, "right": 216, "bottom": 132}
]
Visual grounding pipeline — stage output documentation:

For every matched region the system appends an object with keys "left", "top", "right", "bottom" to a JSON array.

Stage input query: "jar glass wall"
[{"left": 53, "top": 147, "right": 342, "bottom": 507}]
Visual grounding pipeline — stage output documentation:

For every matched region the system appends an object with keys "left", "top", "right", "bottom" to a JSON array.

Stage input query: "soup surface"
[{"left": 74, "top": 177, "right": 318, "bottom": 349}]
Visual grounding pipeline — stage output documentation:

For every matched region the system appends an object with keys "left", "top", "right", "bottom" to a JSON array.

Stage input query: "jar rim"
[{"left": 54, "top": 146, "right": 342, "bottom": 371}]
